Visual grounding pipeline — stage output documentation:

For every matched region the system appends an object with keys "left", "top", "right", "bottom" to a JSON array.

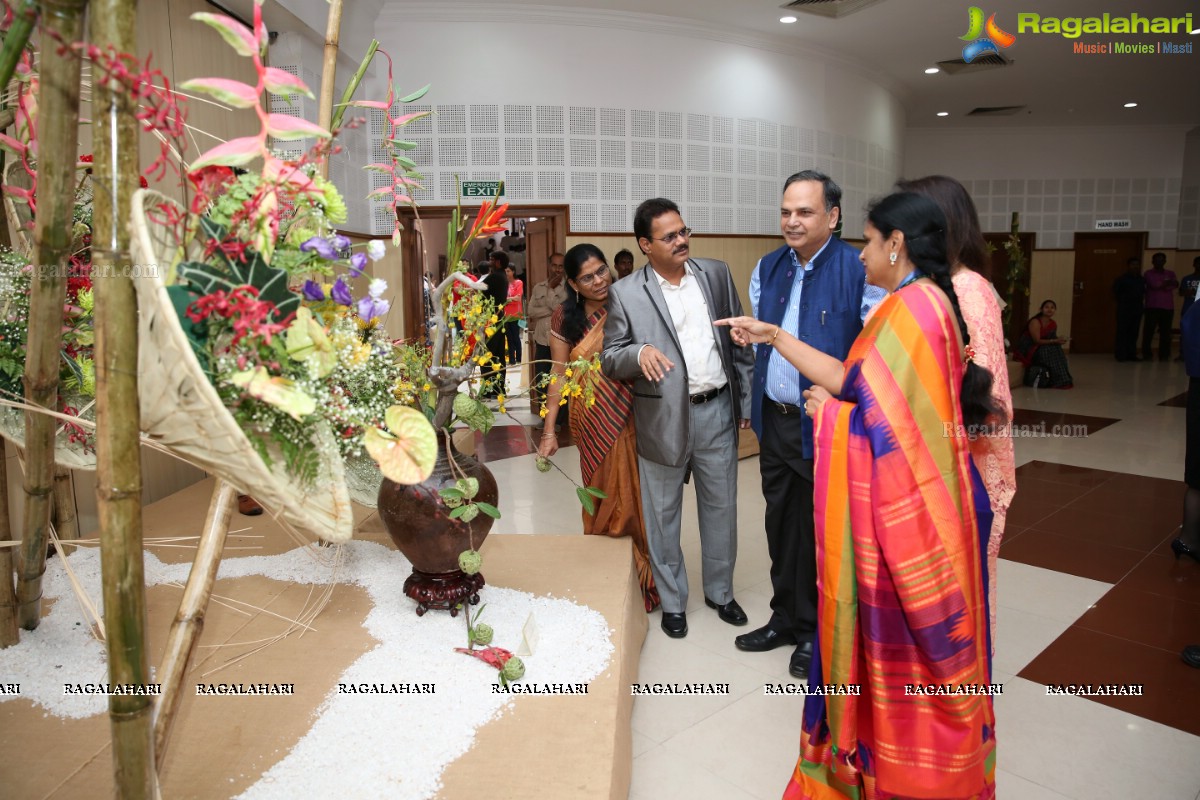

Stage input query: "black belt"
[
  {"left": 767, "top": 399, "right": 804, "bottom": 415},
  {"left": 689, "top": 384, "right": 729, "bottom": 405}
]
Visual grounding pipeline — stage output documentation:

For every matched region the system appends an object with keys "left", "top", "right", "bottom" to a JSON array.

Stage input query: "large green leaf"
[{"left": 177, "top": 217, "right": 301, "bottom": 322}]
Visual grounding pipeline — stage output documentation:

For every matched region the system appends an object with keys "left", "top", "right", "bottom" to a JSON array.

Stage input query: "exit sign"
[{"left": 462, "top": 181, "right": 505, "bottom": 198}]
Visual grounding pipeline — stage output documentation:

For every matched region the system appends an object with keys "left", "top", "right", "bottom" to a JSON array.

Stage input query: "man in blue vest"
[{"left": 736, "top": 171, "right": 885, "bottom": 679}]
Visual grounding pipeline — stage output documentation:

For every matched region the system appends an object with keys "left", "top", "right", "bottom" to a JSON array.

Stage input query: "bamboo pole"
[
  {"left": 0, "top": 0, "right": 39, "bottom": 93},
  {"left": 15, "top": 0, "right": 88, "bottom": 631},
  {"left": 315, "top": 0, "right": 343, "bottom": 179},
  {"left": 0, "top": 450, "right": 16, "bottom": 647},
  {"left": 153, "top": 481, "right": 236, "bottom": 767},
  {"left": 91, "top": 0, "right": 155, "bottom": 794},
  {"left": 52, "top": 466, "right": 78, "bottom": 553}
]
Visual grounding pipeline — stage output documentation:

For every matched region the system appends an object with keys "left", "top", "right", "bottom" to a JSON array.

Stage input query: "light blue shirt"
[{"left": 749, "top": 242, "right": 886, "bottom": 405}]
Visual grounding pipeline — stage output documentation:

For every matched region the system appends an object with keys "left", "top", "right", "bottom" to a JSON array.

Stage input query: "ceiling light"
[
  {"left": 936, "top": 112, "right": 950, "bottom": 117},
  {"left": 924, "top": 67, "right": 939, "bottom": 74},
  {"left": 1123, "top": 102, "right": 1137, "bottom": 108},
  {"left": 780, "top": 16, "right": 797, "bottom": 23}
]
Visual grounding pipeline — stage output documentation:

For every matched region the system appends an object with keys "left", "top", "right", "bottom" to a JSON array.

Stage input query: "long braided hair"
[{"left": 867, "top": 192, "right": 1001, "bottom": 428}]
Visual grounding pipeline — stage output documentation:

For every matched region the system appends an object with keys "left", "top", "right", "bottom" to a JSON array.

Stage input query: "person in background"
[
  {"left": 1179, "top": 256, "right": 1200, "bottom": 330},
  {"left": 1142, "top": 251, "right": 1178, "bottom": 361},
  {"left": 899, "top": 175, "right": 1015, "bottom": 648},
  {"left": 526, "top": 252, "right": 568, "bottom": 426},
  {"left": 718, "top": 191, "right": 998, "bottom": 800},
  {"left": 1113, "top": 257, "right": 1145, "bottom": 362},
  {"left": 738, "top": 170, "right": 884, "bottom": 681},
  {"left": 537, "top": 244, "right": 659, "bottom": 612},
  {"left": 480, "top": 252, "right": 509, "bottom": 398},
  {"left": 612, "top": 248, "right": 635, "bottom": 280},
  {"left": 1014, "top": 299, "right": 1073, "bottom": 388},
  {"left": 503, "top": 265, "right": 524, "bottom": 366},
  {"left": 1177, "top": 301, "right": 1200, "bottom": 666}
]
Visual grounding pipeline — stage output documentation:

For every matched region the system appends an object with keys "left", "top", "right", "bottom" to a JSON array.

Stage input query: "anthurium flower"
[
  {"left": 302, "top": 280, "right": 324, "bottom": 301},
  {"left": 363, "top": 405, "right": 437, "bottom": 484},
  {"left": 300, "top": 236, "right": 338, "bottom": 260},
  {"left": 367, "top": 239, "right": 386, "bottom": 261},
  {"left": 331, "top": 278, "right": 352, "bottom": 306},
  {"left": 286, "top": 307, "right": 337, "bottom": 378},
  {"left": 349, "top": 252, "right": 368, "bottom": 277},
  {"left": 230, "top": 367, "right": 317, "bottom": 420}
]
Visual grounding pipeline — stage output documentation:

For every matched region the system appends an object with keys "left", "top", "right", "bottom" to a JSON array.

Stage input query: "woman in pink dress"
[{"left": 899, "top": 175, "right": 1016, "bottom": 649}]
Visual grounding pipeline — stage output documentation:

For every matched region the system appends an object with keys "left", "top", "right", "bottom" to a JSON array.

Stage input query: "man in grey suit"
[{"left": 602, "top": 198, "right": 754, "bottom": 639}]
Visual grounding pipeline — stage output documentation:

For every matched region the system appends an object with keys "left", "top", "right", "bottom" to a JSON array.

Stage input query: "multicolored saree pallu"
[{"left": 784, "top": 285, "right": 996, "bottom": 800}]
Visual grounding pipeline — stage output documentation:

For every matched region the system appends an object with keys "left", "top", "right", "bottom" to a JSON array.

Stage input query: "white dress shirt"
[{"left": 655, "top": 263, "right": 726, "bottom": 395}]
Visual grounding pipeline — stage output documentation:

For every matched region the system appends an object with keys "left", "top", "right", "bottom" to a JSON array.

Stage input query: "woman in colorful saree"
[
  {"left": 537, "top": 243, "right": 660, "bottom": 612},
  {"left": 718, "top": 191, "right": 1000, "bottom": 800}
]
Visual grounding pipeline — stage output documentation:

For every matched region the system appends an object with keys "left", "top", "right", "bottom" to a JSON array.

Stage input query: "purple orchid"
[
  {"left": 349, "top": 252, "right": 368, "bottom": 277},
  {"left": 357, "top": 295, "right": 390, "bottom": 321},
  {"left": 331, "top": 234, "right": 353, "bottom": 254},
  {"left": 302, "top": 280, "right": 325, "bottom": 301},
  {"left": 300, "top": 236, "right": 338, "bottom": 260},
  {"left": 331, "top": 278, "right": 353, "bottom": 306}
]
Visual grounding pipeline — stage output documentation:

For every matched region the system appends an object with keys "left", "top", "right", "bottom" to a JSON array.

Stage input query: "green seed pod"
[
  {"left": 458, "top": 549, "right": 483, "bottom": 575},
  {"left": 471, "top": 623, "right": 494, "bottom": 645},
  {"left": 500, "top": 656, "right": 525, "bottom": 682},
  {"left": 535, "top": 456, "right": 552, "bottom": 473}
]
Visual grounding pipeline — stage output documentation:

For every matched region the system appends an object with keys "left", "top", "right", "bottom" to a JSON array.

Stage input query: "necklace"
[{"left": 893, "top": 270, "right": 921, "bottom": 293}]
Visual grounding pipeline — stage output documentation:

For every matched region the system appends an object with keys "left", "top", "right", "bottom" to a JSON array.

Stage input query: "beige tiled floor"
[{"left": 491, "top": 355, "right": 1200, "bottom": 799}]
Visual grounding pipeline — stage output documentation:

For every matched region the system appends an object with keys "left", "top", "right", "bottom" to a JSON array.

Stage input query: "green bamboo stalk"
[
  {"left": 15, "top": 0, "right": 88, "bottom": 631},
  {"left": 0, "top": 1, "right": 39, "bottom": 94},
  {"left": 328, "top": 39, "right": 379, "bottom": 134},
  {"left": 0, "top": 452, "right": 16, "bottom": 647},
  {"left": 315, "top": 0, "right": 343, "bottom": 180},
  {"left": 91, "top": 0, "right": 154, "bottom": 793}
]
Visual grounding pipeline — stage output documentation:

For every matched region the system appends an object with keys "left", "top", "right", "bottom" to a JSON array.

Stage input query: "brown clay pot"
[{"left": 377, "top": 432, "right": 498, "bottom": 615}]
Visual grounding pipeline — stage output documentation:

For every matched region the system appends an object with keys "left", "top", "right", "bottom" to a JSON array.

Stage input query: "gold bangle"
[
  {"left": 770, "top": 327, "right": 781, "bottom": 345},
  {"left": 540, "top": 432, "right": 557, "bottom": 439}
]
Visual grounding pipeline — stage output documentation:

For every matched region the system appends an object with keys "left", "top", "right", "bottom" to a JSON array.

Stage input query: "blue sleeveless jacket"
[{"left": 751, "top": 238, "right": 868, "bottom": 459}]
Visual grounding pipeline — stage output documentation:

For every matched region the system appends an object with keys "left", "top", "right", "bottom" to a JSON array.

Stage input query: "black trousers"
[
  {"left": 1114, "top": 306, "right": 1142, "bottom": 361},
  {"left": 760, "top": 401, "right": 817, "bottom": 641},
  {"left": 1142, "top": 308, "right": 1174, "bottom": 360},
  {"left": 482, "top": 331, "right": 506, "bottom": 396}
]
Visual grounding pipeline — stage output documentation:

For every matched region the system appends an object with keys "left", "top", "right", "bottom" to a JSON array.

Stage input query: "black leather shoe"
[
  {"left": 1183, "top": 645, "right": 1200, "bottom": 669},
  {"left": 661, "top": 612, "right": 688, "bottom": 638},
  {"left": 789, "top": 641, "right": 814, "bottom": 679},
  {"left": 705, "top": 597, "right": 748, "bottom": 626},
  {"left": 734, "top": 625, "right": 797, "bottom": 652}
]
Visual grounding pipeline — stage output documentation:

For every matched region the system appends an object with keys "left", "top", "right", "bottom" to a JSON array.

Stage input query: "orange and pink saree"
[{"left": 784, "top": 284, "right": 996, "bottom": 800}]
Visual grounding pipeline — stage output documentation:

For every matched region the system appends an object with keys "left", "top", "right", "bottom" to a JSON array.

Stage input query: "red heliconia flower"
[{"left": 468, "top": 199, "right": 510, "bottom": 240}]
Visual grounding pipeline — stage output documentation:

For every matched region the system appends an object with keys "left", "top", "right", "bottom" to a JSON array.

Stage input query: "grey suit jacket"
[{"left": 601, "top": 258, "right": 754, "bottom": 468}]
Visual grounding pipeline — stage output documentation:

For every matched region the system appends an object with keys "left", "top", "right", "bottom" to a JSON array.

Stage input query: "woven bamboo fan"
[
  {"left": 0, "top": 160, "right": 98, "bottom": 470},
  {"left": 130, "top": 188, "right": 353, "bottom": 543}
]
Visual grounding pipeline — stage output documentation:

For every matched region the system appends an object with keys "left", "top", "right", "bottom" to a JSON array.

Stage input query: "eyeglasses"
[
  {"left": 651, "top": 227, "right": 692, "bottom": 245},
  {"left": 576, "top": 264, "right": 610, "bottom": 287}
]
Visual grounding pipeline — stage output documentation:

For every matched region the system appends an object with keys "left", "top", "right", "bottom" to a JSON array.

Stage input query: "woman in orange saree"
[
  {"left": 719, "top": 192, "right": 998, "bottom": 800},
  {"left": 538, "top": 243, "right": 660, "bottom": 612}
]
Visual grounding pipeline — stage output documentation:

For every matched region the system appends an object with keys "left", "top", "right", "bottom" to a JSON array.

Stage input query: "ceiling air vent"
[
  {"left": 936, "top": 51, "right": 1013, "bottom": 74},
  {"left": 780, "top": 0, "right": 885, "bottom": 20},
  {"left": 966, "top": 106, "right": 1026, "bottom": 117}
]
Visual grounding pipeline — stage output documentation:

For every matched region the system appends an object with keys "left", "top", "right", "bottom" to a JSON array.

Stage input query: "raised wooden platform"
[{"left": 0, "top": 478, "right": 646, "bottom": 799}]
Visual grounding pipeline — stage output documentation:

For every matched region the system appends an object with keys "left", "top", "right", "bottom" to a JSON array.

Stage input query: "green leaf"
[
  {"left": 576, "top": 487, "right": 596, "bottom": 515},
  {"left": 585, "top": 486, "right": 608, "bottom": 499},
  {"left": 397, "top": 84, "right": 431, "bottom": 103},
  {"left": 455, "top": 477, "right": 479, "bottom": 500},
  {"left": 452, "top": 392, "right": 494, "bottom": 434},
  {"left": 177, "top": 219, "right": 301, "bottom": 322},
  {"left": 389, "top": 139, "right": 419, "bottom": 150},
  {"left": 439, "top": 487, "right": 464, "bottom": 500},
  {"left": 394, "top": 156, "right": 418, "bottom": 170},
  {"left": 474, "top": 502, "right": 500, "bottom": 519},
  {"left": 459, "top": 504, "right": 480, "bottom": 523},
  {"left": 448, "top": 505, "right": 469, "bottom": 519}
]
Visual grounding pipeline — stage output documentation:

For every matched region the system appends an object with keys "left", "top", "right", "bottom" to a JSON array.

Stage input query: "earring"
[{"left": 889, "top": 252, "right": 897, "bottom": 265}]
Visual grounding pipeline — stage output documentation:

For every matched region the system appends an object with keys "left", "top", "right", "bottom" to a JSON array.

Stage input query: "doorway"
[
  {"left": 1070, "top": 232, "right": 1146, "bottom": 354},
  {"left": 396, "top": 205, "right": 569, "bottom": 341}
]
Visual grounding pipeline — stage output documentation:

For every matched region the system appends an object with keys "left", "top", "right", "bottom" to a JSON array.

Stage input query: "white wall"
[
  {"left": 361, "top": 7, "right": 907, "bottom": 237},
  {"left": 904, "top": 126, "right": 1190, "bottom": 248}
]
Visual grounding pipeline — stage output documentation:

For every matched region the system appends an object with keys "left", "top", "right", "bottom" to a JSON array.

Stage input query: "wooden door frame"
[
  {"left": 396, "top": 205, "right": 570, "bottom": 341},
  {"left": 1070, "top": 230, "right": 1147, "bottom": 354}
]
